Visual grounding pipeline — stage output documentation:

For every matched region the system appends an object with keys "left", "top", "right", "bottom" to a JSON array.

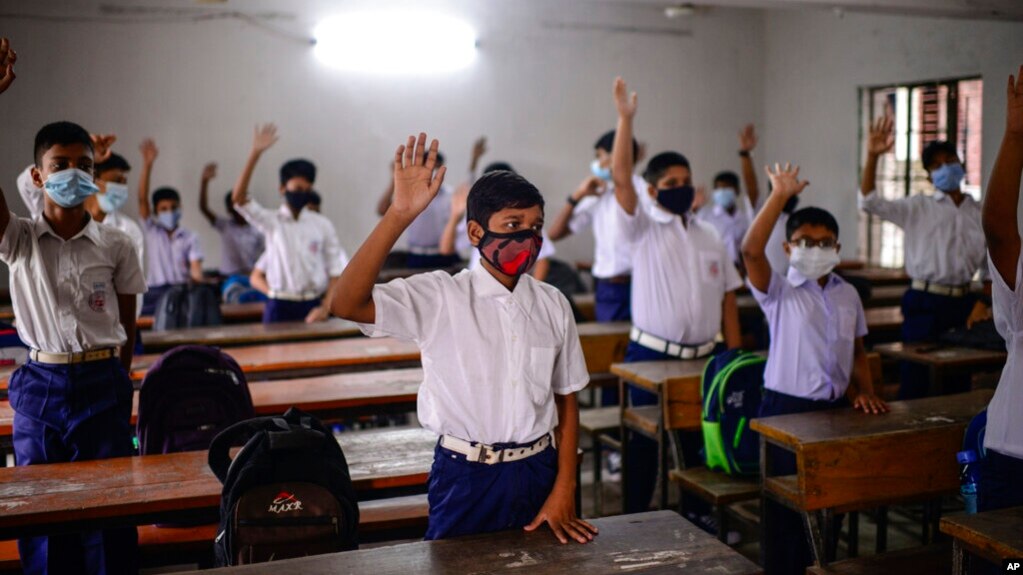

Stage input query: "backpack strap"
[{"left": 208, "top": 416, "right": 290, "bottom": 484}]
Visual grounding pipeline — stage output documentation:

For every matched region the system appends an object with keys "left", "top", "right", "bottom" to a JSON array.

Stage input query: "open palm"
[
  {"left": 391, "top": 133, "right": 446, "bottom": 217},
  {"left": 0, "top": 38, "right": 15, "bottom": 95},
  {"left": 765, "top": 163, "right": 809, "bottom": 198},
  {"left": 868, "top": 116, "right": 895, "bottom": 156}
]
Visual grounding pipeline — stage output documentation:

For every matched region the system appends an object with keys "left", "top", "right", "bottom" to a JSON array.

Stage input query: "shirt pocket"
[
  {"left": 81, "top": 271, "right": 115, "bottom": 317},
  {"left": 524, "top": 347, "right": 557, "bottom": 405},
  {"left": 837, "top": 307, "right": 859, "bottom": 342},
  {"left": 698, "top": 251, "right": 724, "bottom": 286}
]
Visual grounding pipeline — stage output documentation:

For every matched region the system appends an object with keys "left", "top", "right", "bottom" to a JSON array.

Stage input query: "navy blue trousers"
[
  {"left": 899, "top": 289, "right": 976, "bottom": 399},
  {"left": 140, "top": 283, "right": 172, "bottom": 316},
  {"left": 10, "top": 359, "right": 138, "bottom": 575},
  {"left": 595, "top": 279, "right": 631, "bottom": 406},
  {"left": 759, "top": 390, "right": 848, "bottom": 575},
  {"left": 262, "top": 298, "right": 320, "bottom": 324},
  {"left": 425, "top": 439, "right": 558, "bottom": 540}
]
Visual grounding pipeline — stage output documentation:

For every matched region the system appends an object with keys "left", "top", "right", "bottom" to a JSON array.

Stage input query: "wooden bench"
[
  {"left": 578, "top": 406, "right": 621, "bottom": 516},
  {"left": 805, "top": 542, "right": 951, "bottom": 574},
  {"left": 141, "top": 318, "right": 362, "bottom": 352},
  {"left": 573, "top": 293, "right": 595, "bottom": 322},
  {"left": 863, "top": 306, "right": 903, "bottom": 346},
  {"left": 874, "top": 342, "right": 1007, "bottom": 396},
  {"left": 137, "top": 302, "right": 266, "bottom": 330}
]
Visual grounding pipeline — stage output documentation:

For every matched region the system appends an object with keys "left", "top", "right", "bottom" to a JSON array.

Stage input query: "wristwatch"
[
  {"left": 567, "top": 196, "right": 580, "bottom": 207},
  {"left": 739, "top": 150, "right": 751, "bottom": 158}
]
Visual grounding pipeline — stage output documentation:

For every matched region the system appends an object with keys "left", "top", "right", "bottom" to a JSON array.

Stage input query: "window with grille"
[{"left": 857, "top": 78, "right": 983, "bottom": 267}]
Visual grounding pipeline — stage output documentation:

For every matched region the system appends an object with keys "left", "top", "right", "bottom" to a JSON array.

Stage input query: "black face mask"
[
  {"left": 655, "top": 185, "right": 695, "bottom": 216},
  {"left": 284, "top": 190, "right": 311, "bottom": 212}
]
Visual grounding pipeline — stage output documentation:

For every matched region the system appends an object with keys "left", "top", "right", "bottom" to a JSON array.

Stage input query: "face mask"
[
  {"left": 590, "top": 159, "right": 612, "bottom": 182},
  {"left": 712, "top": 188, "right": 737, "bottom": 209},
  {"left": 655, "top": 185, "right": 695, "bottom": 216},
  {"left": 43, "top": 168, "right": 99, "bottom": 208},
  {"left": 931, "top": 162, "right": 965, "bottom": 193},
  {"left": 789, "top": 246, "right": 841, "bottom": 281},
  {"left": 97, "top": 181, "right": 129, "bottom": 214},
  {"left": 477, "top": 229, "right": 543, "bottom": 277},
  {"left": 285, "top": 190, "right": 311, "bottom": 212},
  {"left": 156, "top": 209, "right": 182, "bottom": 231}
]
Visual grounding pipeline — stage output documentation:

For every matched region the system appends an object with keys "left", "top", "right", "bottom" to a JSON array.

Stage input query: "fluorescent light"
[{"left": 314, "top": 12, "right": 476, "bottom": 74}]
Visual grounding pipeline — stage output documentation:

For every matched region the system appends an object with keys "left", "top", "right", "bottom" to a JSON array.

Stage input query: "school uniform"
[
  {"left": 235, "top": 200, "right": 344, "bottom": 323},
  {"left": 405, "top": 184, "right": 459, "bottom": 268},
  {"left": 765, "top": 213, "right": 790, "bottom": 275},
  {"left": 1, "top": 212, "right": 146, "bottom": 575},
  {"left": 141, "top": 217, "right": 203, "bottom": 315},
  {"left": 695, "top": 195, "right": 753, "bottom": 267},
  {"left": 214, "top": 217, "right": 264, "bottom": 277},
  {"left": 859, "top": 190, "right": 986, "bottom": 399},
  {"left": 751, "top": 267, "right": 867, "bottom": 575},
  {"left": 359, "top": 267, "right": 589, "bottom": 539},
  {"left": 617, "top": 200, "right": 743, "bottom": 514}
]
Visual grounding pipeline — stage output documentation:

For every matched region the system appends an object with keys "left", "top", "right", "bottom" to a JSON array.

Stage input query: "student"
[
  {"left": 0, "top": 42, "right": 146, "bottom": 573},
  {"left": 332, "top": 132, "right": 597, "bottom": 544},
  {"left": 743, "top": 163, "right": 888, "bottom": 574},
  {"left": 608, "top": 77, "right": 743, "bottom": 515},
  {"left": 136, "top": 138, "right": 205, "bottom": 314},
  {"left": 859, "top": 117, "right": 989, "bottom": 399},
  {"left": 978, "top": 65, "right": 1023, "bottom": 519},
  {"left": 231, "top": 124, "right": 342, "bottom": 323},
  {"left": 198, "top": 162, "right": 264, "bottom": 278}
]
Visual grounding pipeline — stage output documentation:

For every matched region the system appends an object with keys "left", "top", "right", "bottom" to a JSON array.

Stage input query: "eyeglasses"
[{"left": 788, "top": 238, "right": 838, "bottom": 249}]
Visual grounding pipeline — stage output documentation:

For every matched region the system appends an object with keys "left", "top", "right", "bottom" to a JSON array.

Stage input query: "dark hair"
[
  {"left": 34, "top": 121, "right": 94, "bottom": 166},
  {"left": 308, "top": 190, "right": 322, "bottom": 206},
  {"left": 643, "top": 151, "right": 691, "bottom": 185},
  {"left": 786, "top": 207, "right": 839, "bottom": 241},
  {"left": 466, "top": 171, "right": 545, "bottom": 228},
  {"left": 921, "top": 140, "right": 958, "bottom": 171},
  {"left": 713, "top": 171, "right": 740, "bottom": 189},
  {"left": 95, "top": 152, "right": 131, "bottom": 177},
  {"left": 224, "top": 191, "right": 236, "bottom": 213},
  {"left": 422, "top": 151, "right": 445, "bottom": 167},
  {"left": 483, "top": 161, "right": 515, "bottom": 175},
  {"left": 279, "top": 158, "right": 317, "bottom": 186},
  {"left": 594, "top": 130, "right": 640, "bottom": 161},
  {"left": 152, "top": 187, "right": 181, "bottom": 207}
]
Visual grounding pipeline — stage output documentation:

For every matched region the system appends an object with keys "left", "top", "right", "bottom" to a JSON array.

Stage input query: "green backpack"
[{"left": 700, "top": 349, "right": 767, "bottom": 476}]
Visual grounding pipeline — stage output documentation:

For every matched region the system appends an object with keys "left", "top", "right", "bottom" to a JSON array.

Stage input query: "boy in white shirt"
[
  {"left": 331, "top": 132, "right": 597, "bottom": 544},
  {"left": 198, "top": 162, "right": 264, "bottom": 278}
]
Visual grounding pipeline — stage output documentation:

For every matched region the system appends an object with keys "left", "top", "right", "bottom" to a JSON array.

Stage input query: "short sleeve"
[
  {"left": 186, "top": 231, "right": 204, "bottom": 262},
  {"left": 858, "top": 190, "right": 911, "bottom": 227},
  {"left": 357, "top": 272, "right": 445, "bottom": 343},
  {"left": 552, "top": 296, "right": 590, "bottom": 395},
  {"left": 254, "top": 252, "right": 268, "bottom": 271},
  {"left": 321, "top": 219, "right": 345, "bottom": 277},
  {"left": 615, "top": 199, "right": 648, "bottom": 242},
  {"left": 854, "top": 295, "right": 868, "bottom": 339},
  {"left": 567, "top": 196, "right": 597, "bottom": 234},
  {"left": 234, "top": 199, "right": 276, "bottom": 235},
  {"left": 0, "top": 214, "right": 31, "bottom": 263},
  {"left": 749, "top": 271, "right": 786, "bottom": 311},
  {"left": 114, "top": 238, "right": 148, "bottom": 295},
  {"left": 990, "top": 253, "right": 1023, "bottom": 337}
]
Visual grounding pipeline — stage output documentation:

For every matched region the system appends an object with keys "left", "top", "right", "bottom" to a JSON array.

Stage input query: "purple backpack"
[{"left": 137, "top": 345, "right": 255, "bottom": 455}]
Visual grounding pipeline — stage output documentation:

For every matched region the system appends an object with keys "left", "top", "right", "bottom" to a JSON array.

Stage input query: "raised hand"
[
  {"left": 613, "top": 76, "right": 637, "bottom": 119},
  {"left": 140, "top": 139, "right": 159, "bottom": 165},
  {"left": 867, "top": 115, "right": 895, "bottom": 157},
  {"left": 764, "top": 163, "right": 810, "bottom": 198},
  {"left": 90, "top": 134, "right": 117, "bottom": 163},
  {"left": 739, "top": 124, "right": 758, "bottom": 153},
  {"left": 202, "top": 162, "right": 218, "bottom": 182},
  {"left": 471, "top": 137, "right": 488, "bottom": 163},
  {"left": 572, "top": 176, "right": 604, "bottom": 202},
  {"left": 692, "top": 185, "right": 707, "bottom": 212},
  {"left": 0, "top": 38, "right": 16, "bottom": 95},
  {"left": 390, "top": 133, "right": 447, "bottom": 219},
  {"left": 450, "top": 182, "right": 469, "bottom": 220},
  {"left": 1007, "top": 65, "right": 1023, "bottom": 136},
  {"left": 252, "top": 123, "right": 279, "bottom": 154}
]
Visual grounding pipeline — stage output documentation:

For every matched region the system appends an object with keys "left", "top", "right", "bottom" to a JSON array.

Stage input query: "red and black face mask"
[{"left": 477, "top": 229, "right": 543, "bottom": 277}]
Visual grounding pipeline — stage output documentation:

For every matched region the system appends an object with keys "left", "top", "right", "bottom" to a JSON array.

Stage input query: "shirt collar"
[
  {"left": 470, "top": 266, "right": 537, "bottom": 316},
  {"left": 278, "top": 203, "right": 307, "bottom": 220},
  {"left": 34, "top": 212, "right": 100, "bottom": 244},
  {"left": 786, "top": 266, "right": 844, "bottom": 290}
]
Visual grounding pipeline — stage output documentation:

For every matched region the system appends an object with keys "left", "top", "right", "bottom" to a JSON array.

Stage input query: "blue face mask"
[
  {"left": 590, "top": 159, "right": 612, "bottom": 182},
  {"left": 97, "top": 181, "right": 129, "bottom": 214},
  {"left": 656, "top": 185, "right": 695, "bottom": 216},
  {"left": 712, "top": 187, "right": 737, "bottom": 209},
  {"left": 931, "top": 162, "right": 965, "bottom": 193},
  {"left": 156, "top": 209, "right": 182, "bottom": 231},
  {"left": 43, "top": 168, "right": 99, "bottom": 208}
]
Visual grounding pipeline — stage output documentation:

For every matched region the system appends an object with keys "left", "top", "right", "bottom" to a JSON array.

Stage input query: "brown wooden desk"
[
  {"left": 751, "top": 389, "right": 994, "bottom": 567},
  {"left": 175, "top": 510, "right": 762, "bottom": 575},
  {"left": 864, "top": 305, "right": 903, "bottom": 345},
  {"left": 941, "top": 506, "right": 1023, "bottom": 574},
  {"left": 839, "top": 267, "right": 911, "bottom": 287},
  {"left": 137, "top": 302, "right": 266, "bottom": 330},
  {"left": 141, "top": 318, "right": 362, "bottom": 352},
  {"left": 0, "top": 426, "right": 437, "bottom": 540},
  {"left": 574, "top": 293, "right": 595, "bottom": 322},
  {"left": 869, "top": 285, "right": 908, "bottom": 307},
  {"left": 0, "top": 307, "right": 12, "bottom": 322},
  {"left": 577, "top": 321, "right": 629, "bottom": 373},
  {"left": 875, "top": 342, "right": 1006, "bottom": 395}
]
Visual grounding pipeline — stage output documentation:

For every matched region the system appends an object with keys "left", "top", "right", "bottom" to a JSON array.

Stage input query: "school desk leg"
[
  {"left": 619, "top": 377, "right": 630, "bottom": 514},
  {"left": 758, "top": 437, "right": 769, "bottom": 569},
  {"left": 847, "top": 511, "right": 859, "bottom": 557},
  {"left": 951, "top": 538, "right": 968, "bottom": 575},
  {"left": 658, "top": 421, "right": 668, "bottom": 510},
  {"left": 803, "top": 509, "right": 829, "bottom": 567},
  {"left": 876, "top": 506, "right": 889, "bottom": 553}
]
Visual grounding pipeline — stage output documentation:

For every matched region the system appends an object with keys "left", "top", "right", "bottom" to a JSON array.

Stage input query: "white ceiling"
[{"left": 596, "top": 0, "right": 1023, "bottom": 21}]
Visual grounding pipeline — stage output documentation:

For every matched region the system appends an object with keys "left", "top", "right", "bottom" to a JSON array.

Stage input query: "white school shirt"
[
  {"left": 568, "top": 174, "right": 647, "bottom": 279},
  {"left": 235, "top": 200, "right": 344, "bottom": 296},
  {"left": 766, "top": 214, "right": 790, "bottom": 275},
  {"left": 214, "top": 217, "right": 265, "bottom": 276},
  {"left": 360, "top": 267, "right": 589, "bottom": 445},
  {"left": 103, "top": 211, "right": 146, "bottom": 318},
  {"left": 467, "top": 230, "right": 557, "bottom": 272},
  {"left": 752, "top": 268, "right": 868, "bottom": 401},
  {"left": 695, "top": 195, "right": 753, "bottom": 266},
  {"left": 406, "top": 184, "right": 453, "bottom": 251},
  {"left": 618, "top": 202, "right": 743, "bottom": 345},
  {"left": 143, "top": 218, "right": 203, "bottom": 287},
  {"left": 16, "top": 165, "right": 44, "bottom": 219},
  {"left": 985, "top": 253, "right": 1023, "bottom": 459},
  {"left": 858, "top": 190, "right": 986, "bottom": 285},
  {"left": 0, "top": 213, "right": 146, "bottom": 352}
]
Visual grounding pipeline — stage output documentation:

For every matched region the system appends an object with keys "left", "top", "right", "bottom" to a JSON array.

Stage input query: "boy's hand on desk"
[
  {"left": 524, "top": 485, "right": 598, "bottom": 544},
  {"left": 0, "top": 38, "right": 16, "bottom": 95},
  {"left": 852, "top": 393, "right": 888, "bottom": 415},
  {"left": 390, "top": 133, "right": 446, "bottom": 220}
]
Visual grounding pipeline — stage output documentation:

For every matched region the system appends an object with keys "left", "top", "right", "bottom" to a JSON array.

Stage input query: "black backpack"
[
  {"left": 153, "top": 284, "right": 223, "bottom": 331},
  {"left": 137, "top": 345, "right": 255, "bottom": 455},
  {"left": 208, "top": 408, "right": 360, "bottom": 566}
]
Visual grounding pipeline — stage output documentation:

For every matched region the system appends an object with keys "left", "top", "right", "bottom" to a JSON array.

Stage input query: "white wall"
[
  {"left": 0, "top": 0, "right": 765, "bottom": 280},
  {"left": 762, "top": 9, "right": 1023, "bottom": 258}
]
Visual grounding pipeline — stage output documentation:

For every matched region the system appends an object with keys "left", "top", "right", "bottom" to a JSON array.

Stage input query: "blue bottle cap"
[{"left": 957, "top": 449, "right": 978, "bottom": 464}]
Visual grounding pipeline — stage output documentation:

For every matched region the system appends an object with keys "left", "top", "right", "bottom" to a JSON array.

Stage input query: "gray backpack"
[{"left": 153, "top": 284, "right": 223, "bottom": 331}]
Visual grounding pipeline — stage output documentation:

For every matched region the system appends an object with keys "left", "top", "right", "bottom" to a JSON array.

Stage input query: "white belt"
[
  {"left": 268, "top": 290, "right": 321, "bottom": 302},
  {"left": 439, "top": 433, "right": 553, "bottom": 465},
  {"left": 30, "top": 348, "right": 119, "bottom": 365},
  {"left": 408, "top": 246, "right": 442, "bottom": 256},
  {"left": 911, "top": 280, "right": 969, "bottom": 298},
  {"left": 630, "top": 327, "right": 715, "bottom": 360}
]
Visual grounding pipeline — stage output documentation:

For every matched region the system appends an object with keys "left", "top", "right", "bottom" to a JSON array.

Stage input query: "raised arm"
[
  {"left": 439, "top": 182, "right": 468, "bottom": 255},
  {"left": 0, "top": 38, "right": 16, "bottom": 237},
  {"left": 375, "top": 175, "right": 394, "bottom": 217},
  {"left": 742, "top": 163, "right": 809, "bottom": 292},
  {"left": 984, "top": 65, "right": 1023, "bottom": 287},
  {"left": 137, "top": 139, "right": 158, "bottom": 220},
  {"left": 330, "top": 133, "right": 447, "bottom": 323},
  {"left": 611, "top": 77, "right": 639, "bottom": 215},
  {"left": 90, "top": 134, "right": 116, "bottom": 164},
  {"left": 198, "top": 162, "right": 218, "bottom": 226},
  {"left": 233, "top": 124, "right": 278, "bottom": 208},
  {"left": 860, "top": 116, "right": 894, "bottom": 197},
  {"left": 547, "top": 176, "right": 603, "bottom": 240},
  {"left": 468, "top": 136, "right": 487, "bottom": 180},
  {"left": 738, "top": 124, "right": 760, "bottom": 208}
]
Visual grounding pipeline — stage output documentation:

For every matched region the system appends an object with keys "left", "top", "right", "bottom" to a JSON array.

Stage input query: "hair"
[
  {"left": 421, "top": 151, "right": 445, "bottom": 167},
  {"left": 786, "top": 207, "right": 839, "bottom": 241},
  {"left": 152, "top": 187, "right": 181, "bottom": 208},
  {"left": 466, "top": 171, "right": 545, "bottom": 229},
  {"left": 308, "top": 190, "right": 322, "bottom": 206},
  {"left": 594, "top": 130, "right": 640, "bottom": 161},
  {"left": 921, "top": 140, "right": 958, "bottom": 171},
  {"left": 34, "top": 121, "right": 94, "bottom": 166},
  {"left": 279, "top": 158, "right": 317, "bottom": 186},
  {"left": 713, "top": 171, "right": 740, "bottom": 189},
  {"left": 643, "top": 151, "right": 691, "bottom": 185},
  {"left": 223, "top": 191, "right": 236, "bottom": 213},
  {"left": 482, "top": 161, "right": 515, "bottom": 175},
  {"left": 95, "top": 152, "right": 131, "bottom": 177}
]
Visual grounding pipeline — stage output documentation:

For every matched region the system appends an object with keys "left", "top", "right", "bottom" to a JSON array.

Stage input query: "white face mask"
[{"left": 789, "top": 246, "right": 840, "bottom": 281}]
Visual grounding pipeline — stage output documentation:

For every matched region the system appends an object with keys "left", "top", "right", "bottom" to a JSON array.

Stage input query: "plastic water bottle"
[{"left": 957, "top": 449, "right": 979, "bottom": 514}]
